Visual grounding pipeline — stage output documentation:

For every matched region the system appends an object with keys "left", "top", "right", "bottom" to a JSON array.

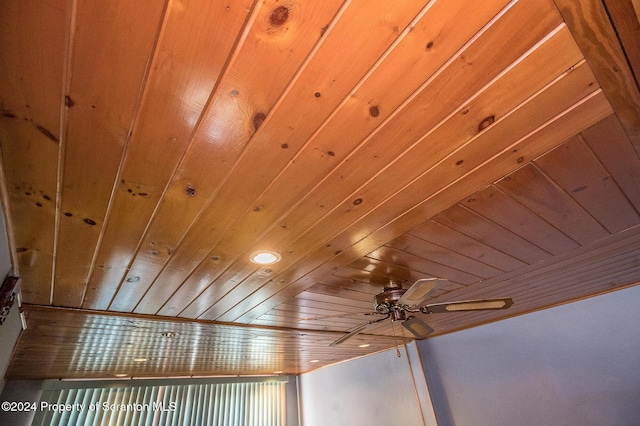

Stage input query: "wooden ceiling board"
[
  {"left": 291, "top": 291, "right": 372, "bottom": 312},
  {"left": 219, "top": 0, "right": 568, "bottom": 250},
  {"left": 0, "top": 0, "right": 67, "bottom": 305},
  {"left": 431, "top": 225, "right": 640, "bottom": 305},
  {"left": 460, "top": 184, "right": 581, "bottom": 255},
  {"left": 275, "top": 301, "right": 372, "bottom": 318},
  {"left": 245, "top": 13, "right": 574, "bottom": 264},
  {"left": 435, "top": 205, "right": 554, "bottom": 265},
  {"left": 317, "top": 273, "right": 386, "bottom": 294},
  {"left": 581, "top": 115, "right": 640, "bottom": 211},
  {"left": 82, "top": 0, "right": 257, "bottom": 311},
  {"left": 386, "top": 234, "right": 505, "bottom": 280},
  {"left": 178, "top": 1, "right": 569, "bottom": 319},
  {"left": 534, "top": 137, "right": 640, "bottom": 233},
  {"left": 256, "top": 313, "right": 375, "bottom": 332},
  {"left": 104, "top": 0, "right": 346, "bottom": 314},
  {"left": 304, "top": 283, "right": 376, "bottom": 303},
  {"left": 221, "top": 0, "right": 515, "bottom": 246},
  {"left": 245, "top": 84, "right": 614, "bottom": 322},
  {"left": 127, "top": 0, "right": 434, "bottom": 318},
  {"left": 210, "top": 55, "right": 608, "bottom": 324},
  {"left": 408, "top": 220, "right": 529, "bottom": 272},
  {"left": 2, "top": 0, "right": 640, "bottom": 379},
  {"left": 274, "top": 299, "right": 375, "bottom": 319},
  {"left": 496, "top": 164, "right": 612, "bottom": 245},
  {"left": 366, "top": 246, "right": 482, "bottom": 285},
  {"left": 345, "top": 258, "right": 465, "bottom": 294},
  {"left": 148, "top": 0, "right": 561, "bottom": 322},
  {"left": 54, "top": 0, "right": 167, "bottom": 308},
  {"left": 8, "top": 306, "right": 407, "bottom": 380}
]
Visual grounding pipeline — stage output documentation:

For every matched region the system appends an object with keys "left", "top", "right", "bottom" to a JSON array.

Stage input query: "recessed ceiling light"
[
  {"left": 114, "top": 373, "right": 128, "bottom": 377},
  {"left": 273, "top": 370, "right": 283, "bottom": 374},
  {"left": 133, "top": 357, "right": 148, "bottom": 362},
  {"left": 250, "top": 250, "right": 281, "bottom": 265},
  {"left": 309, "top": 359, "right": 319, "bottom": 363},
  {"left": 358, "top": 344, "right": 370, "bottom": 348}
]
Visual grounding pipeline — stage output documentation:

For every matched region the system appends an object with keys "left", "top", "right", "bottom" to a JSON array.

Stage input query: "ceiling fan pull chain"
[{"left": 391, "top": 319, "right": 401, "bottom": 358}]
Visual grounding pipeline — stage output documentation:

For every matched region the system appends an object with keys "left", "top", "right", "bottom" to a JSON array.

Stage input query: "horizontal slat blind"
[{"left": 32, "top": 381, "right": 285, "bottom": 426}]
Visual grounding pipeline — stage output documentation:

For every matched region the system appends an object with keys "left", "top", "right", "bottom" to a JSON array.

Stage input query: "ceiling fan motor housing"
[{"left": 374, "top": 283, "right": 407, "bottom": 319}]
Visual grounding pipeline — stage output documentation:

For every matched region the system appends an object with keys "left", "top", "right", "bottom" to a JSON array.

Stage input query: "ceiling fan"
[{"left": 329, "top": 278, "right": 513, "bottom": 346}]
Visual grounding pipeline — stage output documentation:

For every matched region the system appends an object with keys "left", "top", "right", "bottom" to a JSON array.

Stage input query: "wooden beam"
[
  {"left": 554, "top": 0, "right": 640, "bottom": 154},
  {"left": 601, "top": 0, "right": 640, "bottom": 85}
]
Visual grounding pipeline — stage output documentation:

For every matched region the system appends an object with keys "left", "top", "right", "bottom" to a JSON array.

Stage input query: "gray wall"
[
  {"left": 298, "top": 342, "right": 437, "bottom": 426},
  {"left": 0, "top": 380, "right": 43, "bottom": 426},
  {"left": 418, "top": 285, "right": 640, "bottom": 426}
]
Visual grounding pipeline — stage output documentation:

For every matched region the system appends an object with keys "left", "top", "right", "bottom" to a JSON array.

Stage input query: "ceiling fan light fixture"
[{"left": 250, "top": 250, "right": 281, "bottom": 265}]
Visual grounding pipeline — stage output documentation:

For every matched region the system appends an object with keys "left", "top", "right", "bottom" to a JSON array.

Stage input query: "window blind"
[{"left": 32, "top": 380, "right": 286, "bottom": 426}]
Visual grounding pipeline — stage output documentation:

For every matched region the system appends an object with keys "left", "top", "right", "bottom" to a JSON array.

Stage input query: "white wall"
[
  {"left": 0, "top": 296, "right": 22, "bottom": 382},
  {"left": 0, "top": 208, "right": 21, "bottom": 394},
  {"left": 298, "top": 342, "right": 437, "bottom": 426},
  {"left": 418, "top": 285, "right": 640, "bottom": 426},
  {"left": 0, "top": 207, "right": 11, "bottom": 278}
]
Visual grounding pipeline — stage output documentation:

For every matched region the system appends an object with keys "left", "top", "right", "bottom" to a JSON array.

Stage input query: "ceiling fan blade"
[
  {"left": 424, "top": 297, "right": 513, "bottom": 314},
  {"left": 329, "top": 315, "right": 390, "bottom": 346},
  {"left": 298, "top": 311, "right": 381, "bottom": 321},
  {"left": 397, "top": 278, "right": 443, "bottom": 307},
  {"left": 401, "top": 316, "right": 434, "bottom": 339}
]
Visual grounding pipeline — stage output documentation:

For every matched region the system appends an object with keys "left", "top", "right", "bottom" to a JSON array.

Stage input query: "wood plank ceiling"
[{"left": 1, "top": 0, "right": 639, "bottom": 379}]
